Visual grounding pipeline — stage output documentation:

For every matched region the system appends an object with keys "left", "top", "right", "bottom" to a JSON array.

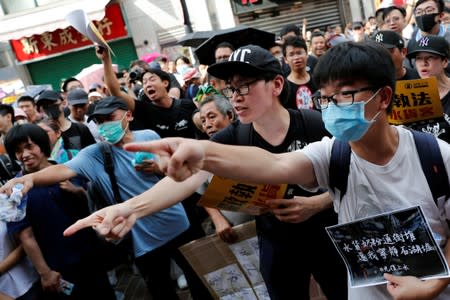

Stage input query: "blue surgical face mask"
[
  {"left": 98, "top": 112, "right": 128, "bottom": 144},
  {"left": 322, "top": 89, "right": 382, "bottom": 142}
]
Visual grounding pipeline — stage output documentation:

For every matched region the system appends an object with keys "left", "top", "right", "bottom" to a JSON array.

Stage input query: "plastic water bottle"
[
  {"left": 0, "top": 183, "right": 26, "bottom": 222},
  {"left": 132, "top": 152, "right": 155, "bottom": 166}
]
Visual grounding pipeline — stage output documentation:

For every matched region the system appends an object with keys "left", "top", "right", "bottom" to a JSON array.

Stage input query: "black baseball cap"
[
  {"left": 35, "top": 90, "right": 63, "bottom": 106},
  {"left": 407, "top": 35, "right": 450, "bottom": 59},
  {"left": 67, "top": 88, "right": 89, "bottom": 106},
  {"left": 87, "top": 96, "right": 129, "bottom": 122},
  {"left": 372, "top": 30, "right": 405, "bottom": 49},
  {"left": 207, "top": 45, "right": 282, "bottom": 80}
]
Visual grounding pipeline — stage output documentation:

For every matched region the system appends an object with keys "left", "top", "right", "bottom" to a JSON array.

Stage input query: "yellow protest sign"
[
  {"left": 198, "top": 176, "right": 287, "bottom": 215},
  {"left": 388, "top": 77, "right": 443, "bottom": 125}
]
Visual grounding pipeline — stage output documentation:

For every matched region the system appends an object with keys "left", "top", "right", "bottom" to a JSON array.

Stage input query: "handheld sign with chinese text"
[
  {"left": 199, "top": 176, "right": 287, "bottom": 215},
  {"left": 388, "top": 77, "right": 443, "bottom": 125}
]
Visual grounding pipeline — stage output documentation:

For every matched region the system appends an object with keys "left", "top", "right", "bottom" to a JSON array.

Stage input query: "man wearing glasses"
[
  {"left": 412, "top": 0, "right": 450, "bottom": 42},
  {"left": 110, "top": 41, "right": 450, "bottom": 299},
  {"left": 64, "top": 45, "right": 348, "bottom": 300}
]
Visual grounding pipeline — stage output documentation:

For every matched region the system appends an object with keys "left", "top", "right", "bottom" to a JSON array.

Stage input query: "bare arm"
[
  {"left": 19, "top": 227, "right": 61, "bottom": 292},
  {"left": 266, "top": 192, "right": 333, "bottom": 223},
  {"left": 96, "top": 47, "right": 136, "bottom": 111},
  {"left": 204, "top": 207, "right": 238, "bottom": 243},
  {"left": 0, "top": 242, "right": 25, "bottom": 274},
  {"left": 0, "top": 164, "right": 77, "bottom": 196},
  {"left": 385, "top": 240, "right": 450, "bottom": 299},
  {"left": 64, "top": 170, "right": 211, "bottom": 238},
  {"left": 123, "top": 138, "right": 317, "bottom": 186}
]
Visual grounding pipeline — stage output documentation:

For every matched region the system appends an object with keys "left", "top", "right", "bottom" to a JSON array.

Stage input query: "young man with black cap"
[
  {"left": 372, "top": 30, "right": 420, "bottom": 80},
  {"left": 67, "top": 88, "right": 100, "bottom": 142},
  {"left": 35, "top": 90, "right": 95, "bottom": 155},
  {"left": 64, "top": 45, "right": 348, "bottom": 300},
  {"left": 407, "top": 35, "right": 450, "bottom": 142},
  {"left": 0, "top": 96, "right": 212, "bottom": 300}
]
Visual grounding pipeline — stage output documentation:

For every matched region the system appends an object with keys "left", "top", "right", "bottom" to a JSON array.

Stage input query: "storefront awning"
[{"left": 0, "top": 0, "right": 110, "bottom": 41}]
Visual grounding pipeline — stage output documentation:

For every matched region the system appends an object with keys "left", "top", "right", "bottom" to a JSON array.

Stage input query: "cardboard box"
[{"left": 179, "top": 221, "right": 269, "bottom": 299}]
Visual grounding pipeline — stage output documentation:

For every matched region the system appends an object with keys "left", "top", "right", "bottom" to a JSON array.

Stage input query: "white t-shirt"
[
  {"left": 0, "top": 222, "right": 38, "bottom": 298},
  {"left": 302, "top": 125, "right": 450, "bottom": 300}
]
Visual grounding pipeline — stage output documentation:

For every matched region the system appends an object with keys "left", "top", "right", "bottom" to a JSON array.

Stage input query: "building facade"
[{"left": 0, "top": 0, "right": 375, "bottom": 96}]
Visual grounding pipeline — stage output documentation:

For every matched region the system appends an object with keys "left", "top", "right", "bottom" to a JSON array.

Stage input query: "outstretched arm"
[
  {"left": 64, "top": 170, "right": 211, "bottom": 238},
  {"left": 0, "top": 164, "right": 77, "bottom": 196},
  {"left": 123, "top": 138, "right": 317, "bottom": 187}
]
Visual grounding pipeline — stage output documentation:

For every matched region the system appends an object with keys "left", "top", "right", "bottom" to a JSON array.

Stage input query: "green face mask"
[{"left": 98, "top": 113, "right": 127, "bottom": 144}]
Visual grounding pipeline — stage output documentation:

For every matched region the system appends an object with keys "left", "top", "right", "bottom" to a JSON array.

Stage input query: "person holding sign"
[
  {"left": 63, "top": 45, "right": 347, "bottom": 300},
  {"left": 62, "top": 41, "right": 450, "bottom": 299},
  {"left": 406, "top": 35, "right": 450, "bottom": 142}
]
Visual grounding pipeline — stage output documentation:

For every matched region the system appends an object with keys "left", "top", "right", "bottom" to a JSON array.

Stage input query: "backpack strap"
[
  {"left": 411, "top": 130, "right": 450, "bottom": 203},
  {"left": 235, "top": 122, "right": 253, "bottom": 145},
  {"left": 329, "top": 139, "right": 351, "bottom": 202},
  {"left": 329, "top": 130, "right": 450, "bottom": 205},
  {"left": 99, "top": 142, "right": 122, "bottom": 203}
]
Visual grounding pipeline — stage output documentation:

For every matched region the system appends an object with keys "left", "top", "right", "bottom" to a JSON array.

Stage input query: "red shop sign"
[{"left": 10, "top": 3, "right": 127, "bottom": 62}]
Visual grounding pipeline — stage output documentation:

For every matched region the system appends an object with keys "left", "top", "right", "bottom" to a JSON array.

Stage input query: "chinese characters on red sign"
[{"left": 10, "top": 3, "right": 127, "bottom": 62}]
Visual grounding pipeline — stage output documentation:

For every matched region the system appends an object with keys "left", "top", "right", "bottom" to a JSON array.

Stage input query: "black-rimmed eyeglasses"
[
  {"left": 316, "top": 86, "right": 378, "bottom": 109},
  {"left": 221, "top": 79, "right": 260, "bottom": 98}
]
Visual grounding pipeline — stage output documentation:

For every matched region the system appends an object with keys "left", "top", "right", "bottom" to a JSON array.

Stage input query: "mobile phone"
[{"left": 60, "top": 279, "right": 74, "bottom": 295}]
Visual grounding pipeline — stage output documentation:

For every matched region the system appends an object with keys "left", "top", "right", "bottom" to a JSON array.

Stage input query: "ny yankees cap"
[
  {"left": 372, "top": 30, "right": 405, "bottom": 49},
  {"left": 207, "top": 44, "right": 282, "bottom": 80},
  {"left": 407, "top": 35, "right": 450, "bottom": 59}
]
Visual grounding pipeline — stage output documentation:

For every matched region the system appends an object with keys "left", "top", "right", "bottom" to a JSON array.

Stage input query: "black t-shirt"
[
  {"left": 285, "top": 78, "right": 318, "bottom": 110},
  {"left": 399, "top": 67, "right": 420, "bottom": 81},
  {"left": 131, "top": 98, "right": 197, "bottom": 138},
  {"left": 62, "top": 122, "right": 96, "bottom": 151},
  {"left": 211, "top": 109, "right": 336, "bottom": 235},
  {"left": 408, "top": 90, "right": 450, "bottom": 143}
]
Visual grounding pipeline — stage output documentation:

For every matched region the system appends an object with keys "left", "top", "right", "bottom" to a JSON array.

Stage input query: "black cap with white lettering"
[
  {"left": 407, "top": 35, "right": 450, "bottom": 59},
  {"left": 207, "top": 45, "right": 282, "bottom": 80},
  {"left": 372, "top": 30, "right": 405, "bottom": 49}
]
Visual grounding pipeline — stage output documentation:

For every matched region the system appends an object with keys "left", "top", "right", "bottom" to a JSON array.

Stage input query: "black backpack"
[
  {"left": 329, "top": 130, "right": 450, "bottom": 210},
  {"left": 86, "top": 142, "right": 133, "bottom": 270}
]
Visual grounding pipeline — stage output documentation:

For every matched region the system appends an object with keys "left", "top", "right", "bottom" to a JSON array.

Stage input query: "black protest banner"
[{"left": 326, "top": 206, "right": 449, "bottom": 288}]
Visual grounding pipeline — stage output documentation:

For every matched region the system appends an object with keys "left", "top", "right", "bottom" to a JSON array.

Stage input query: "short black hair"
[
  {"left": 280, "top": 24, "right": 301, "bottom": 38},
  {"left": 415, "top": 0, "right": 445, "bottom": 13},
  {"left": 282, "top": 36, "right": 308, "bottom": 56},
  {"left": 313, "top": 41, "right": 395, "bottom": 111},
  {"left": 175, "top": 55, "right": 191, "bottom": 66},
  {"left": 215, "top": 42, "right": 235, "bottom": 52},
  {"left": 141, "top": 68, "right": 172, "bottom": 91},
  {"left": 311, "top": 31, "right": 326, "bottom": 40},
  {"left": 0, "top": 105, "right": 14, "bottom": 124},
  {"left": 17, "top": 95, "right": 35, "bottom": 105},
  {"left": 61, "top": 77, "right": 81, "bottom": 93},
  {"left": 382, "top": 6, "right": 407, "bottom": 19},
  {"left": 4, "top": 123, "right": 51, "bottom": 160}
]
